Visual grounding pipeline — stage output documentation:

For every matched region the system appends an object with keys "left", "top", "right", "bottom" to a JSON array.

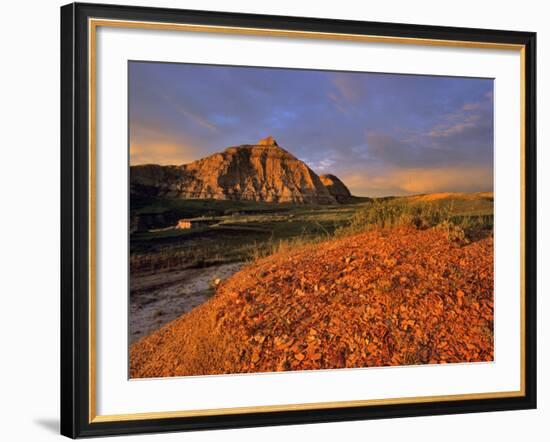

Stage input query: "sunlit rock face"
[{"left": 130, "top": 137, "right": 351, "bottom": 205}]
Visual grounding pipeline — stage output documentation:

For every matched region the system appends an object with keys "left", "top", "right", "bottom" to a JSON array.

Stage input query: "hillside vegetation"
[{"left": 130, "top": 192, "right": 493, "bottom": 275}]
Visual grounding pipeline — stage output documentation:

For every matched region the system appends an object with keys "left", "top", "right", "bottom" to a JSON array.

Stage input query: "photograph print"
[{"left": 128, "top": 62, "right": 494, "bottom": 379}]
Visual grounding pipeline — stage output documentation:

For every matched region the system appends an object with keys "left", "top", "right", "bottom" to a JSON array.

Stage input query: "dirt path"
[{"left": 129, "top": 262, "right": 243, "bottom": 343}]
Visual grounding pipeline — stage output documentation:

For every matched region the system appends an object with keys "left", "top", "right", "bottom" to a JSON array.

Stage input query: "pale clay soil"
[{"left": 129, "top": 262, "right": 243, "bottom": 343}]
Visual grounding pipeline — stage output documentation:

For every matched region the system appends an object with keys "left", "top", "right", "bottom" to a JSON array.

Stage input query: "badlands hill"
[{"left": 130, "top": 136, "right": 352, "bottom": 204}]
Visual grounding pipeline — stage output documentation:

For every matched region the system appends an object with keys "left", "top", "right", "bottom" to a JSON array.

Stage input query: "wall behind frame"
[{"left": 0, "top": 0, "right": 546, "bottom": 441}]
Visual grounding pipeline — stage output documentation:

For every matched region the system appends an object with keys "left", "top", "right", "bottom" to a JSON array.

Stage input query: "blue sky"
[{"left": 129, "top": 61, "right": 493, "bottom": 197}]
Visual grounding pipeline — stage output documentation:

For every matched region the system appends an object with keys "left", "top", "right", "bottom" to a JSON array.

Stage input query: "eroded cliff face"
[{"left": 131, "top": 137, "right": 349, "bottom": 205}]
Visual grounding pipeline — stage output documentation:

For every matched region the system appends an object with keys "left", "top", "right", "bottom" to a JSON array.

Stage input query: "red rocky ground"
[{"left": 130, "top": 226, "right": 493, "bottom": 378}]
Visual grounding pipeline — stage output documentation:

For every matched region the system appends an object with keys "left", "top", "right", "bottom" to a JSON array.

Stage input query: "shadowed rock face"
[
  {"left": 319, "top": 174, "right": 352, "bottom": 203},
  {"left": 131, "top": 137, "right": 349, "bottom": 204}
]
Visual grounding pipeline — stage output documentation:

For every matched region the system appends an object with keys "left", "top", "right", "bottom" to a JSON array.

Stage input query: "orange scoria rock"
[{"left": 130, "top": 226, "right": 494, "bottom": 378}]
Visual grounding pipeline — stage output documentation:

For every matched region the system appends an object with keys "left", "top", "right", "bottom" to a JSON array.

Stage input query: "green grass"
[
  {"left": 130, "top": 194, "right": 493, "bottom": 275},
  {"left": 334, "top": 198, "right": 493, "bottom": 240}
]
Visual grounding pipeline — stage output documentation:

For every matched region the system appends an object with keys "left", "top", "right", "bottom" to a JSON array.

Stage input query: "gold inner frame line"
[{"left": 87, "top": 17, "right": 527, "bottom": 423}]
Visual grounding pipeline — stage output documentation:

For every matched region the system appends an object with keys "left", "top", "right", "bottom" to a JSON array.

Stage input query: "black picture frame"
[{"left": 61, "top": 2, "right": 537, "bottom": 438}]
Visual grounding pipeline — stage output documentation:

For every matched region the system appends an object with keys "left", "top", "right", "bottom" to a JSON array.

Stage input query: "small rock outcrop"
[
  {"left": 257, "top": 135, "right": 278, "bottom": 146},
  {"left": 319, "top": 174, "right": 352, "bottom": 202}
]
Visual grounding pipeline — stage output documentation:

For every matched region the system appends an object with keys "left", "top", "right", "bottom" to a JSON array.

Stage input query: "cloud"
[
  {"left": 462, "top": 102, "right": 481, "bottom": 111},
  {"left": 326, "top": 72, "right": 370, "bottom": 114},
  {"left": 327, "top": 91, "right": 350, "bottom": 114},
  {"left": 425, "top": 97, "right": 493, "bottom": 170},
  {"left": 363, "top": 93, "right": 493, "bottom": 170},
  {"left": 129, "top": 141, "right": 201, "bottom": 166},
  {"left": 428, "top": 121, "right": 479, "bottom": 138},
  {"left": 340, "top": 166, "right": 493, "bottom": 197},
  {"left": 428, "top": 103, "right": 487, "bottom": 139},
  {"left": 163, "top": 94, "right": 219, "bottom": 132},
  {"left": 366, "top": 132, "right": 418, "bottom": 165},
  {"left": 331, "top": 74, "right": 361, "bottom": 102},
  {"left": 310, "top": 158, "right": 336, "bottom": 172},
  {"left": 390, "top": 167, "right": 493, "bottom": 194},
  {"left": 129, "top": 122, "right": 202, "bottom": 165}
]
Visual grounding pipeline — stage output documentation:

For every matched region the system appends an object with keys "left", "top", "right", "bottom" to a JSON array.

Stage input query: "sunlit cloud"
[
  {"left": 161, "top": 93, "right": 219, "bottom": 132},
  {"left": 130, "top": 122, "right": 202, "bottom": 165},
  {"left": 462, "top": 102, "right": 481, "bottom": 111},
  {"left": 340, "top": 166, "right": 493, "bottom": 197},
  {"left": 429, "top": 94, "right": 492, "bottom": 140},
  {"left": 130, "top": 141, "right": 200, "bottom": 165},
  {"left": 391, "top": 167, "right": 493, "bottom": 194},
  {"left": 331, "top": 73, "right": 363, "bottom": 102},
  {"left": 171, "top": 103, "right": 218, "bottom": 132},
  {"left": 327, "top": 91, "right": 350, "bottom": 114},
  {"left": 428, "top": 121, "right": 478, "bottom": 138}
]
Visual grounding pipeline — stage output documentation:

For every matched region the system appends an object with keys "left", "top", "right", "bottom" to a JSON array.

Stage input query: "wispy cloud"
[
  {"left": 326, "top": 73, "right": 367, "bottom": 113},
  {"left": 462, "top": 102, "right": 481, "bottom": 111},
  {"left": 340, "top": 166, "right": 493, "bottom": 197},
  {"left": 162, "top": 93, "right": 219, "bottom": 132},
  {"left": 428, "top": 99, "right": 488, "bottom": 139},
  {"left": 428, "top": 121, "right": 478, "bottom": 138},
  {"left": 331, "top": 73, "right": 363, "bottom": 102},
  {"left": 130, "top": 142, "right": 197, "bottom": 165},
  {"left": 310, "top": 158, "right": 336, "bottom": 172},
  {"left": 327, "top": 91, "right": 349, "bottom": 114},
  {"left": 129, "top": 122, "right": 202, "bottom": 165}
]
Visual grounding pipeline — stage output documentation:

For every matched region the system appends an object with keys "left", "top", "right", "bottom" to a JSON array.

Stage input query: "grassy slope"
[{"left": 130, "top": 192, "right": 493, "bottom": 274}]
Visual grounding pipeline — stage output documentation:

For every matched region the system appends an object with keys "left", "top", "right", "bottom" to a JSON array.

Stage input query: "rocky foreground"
[{"left": 130, "top": 226, "right": 493, "bottom": 378}]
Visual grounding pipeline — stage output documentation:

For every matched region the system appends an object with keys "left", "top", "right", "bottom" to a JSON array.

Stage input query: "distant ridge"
[
  {"left": 131, "top": 137, "right": 352, "bottom": 205},
  {"left": 408, "top": 192, "right": 494, "bottom": 202}
]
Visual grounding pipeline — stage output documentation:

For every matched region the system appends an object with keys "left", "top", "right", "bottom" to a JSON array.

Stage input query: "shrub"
[
  {"left": 436, "top": 219, "right": 469, "bottom": 244},
  {"left": 335, "top": 200, "right": 454, "bottom": 236},
  {"left": 333, "top": 199, "right": 494, "bottom": 243}
]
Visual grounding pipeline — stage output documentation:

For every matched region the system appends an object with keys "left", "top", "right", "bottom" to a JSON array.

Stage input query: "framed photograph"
[{"left": 60, "top": 2, "right": 537, "bottom": 438}]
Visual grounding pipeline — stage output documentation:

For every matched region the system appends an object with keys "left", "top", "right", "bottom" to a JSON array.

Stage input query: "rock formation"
[
  {"left": 131, "top": 137, "right": 352, "bottom": 205},
  {"left": 319, "top": 174, "right": 352, "bottom": 203}
]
